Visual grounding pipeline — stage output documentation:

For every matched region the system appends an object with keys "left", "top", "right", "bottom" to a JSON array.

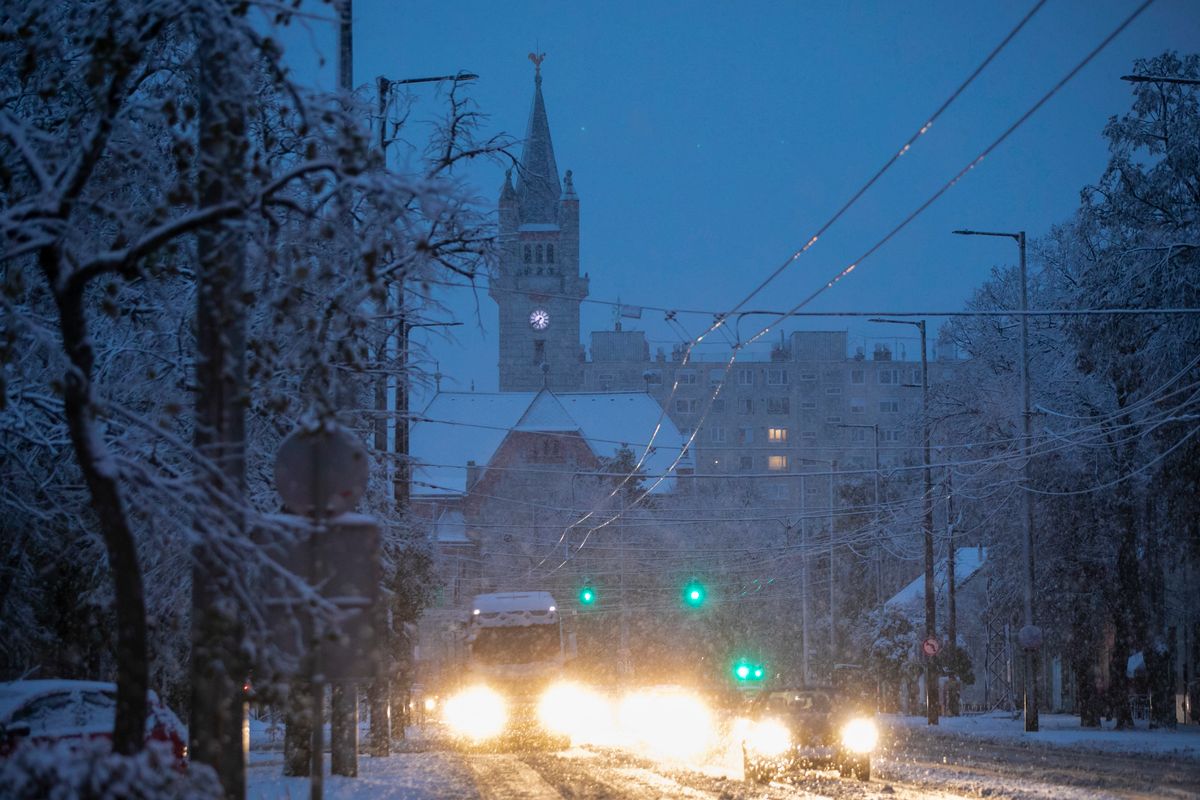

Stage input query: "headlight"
[
  {"left": 423, "top": 697, "right": 437, "bottom": 712},
  {"left": 443, "top": 686, "right": 507, "bottom": 741},
  {"left": 618, "top": 688, "right": 715, "bottom": 759},
  {"left": 537, "top": 683, "right": 614, "bottom": 744},
  {"left": 743, "top": 718, "right": 791, "bottom": 757},
  {"left": 840, "top": 718, "right": 879, "bottom": 753}
]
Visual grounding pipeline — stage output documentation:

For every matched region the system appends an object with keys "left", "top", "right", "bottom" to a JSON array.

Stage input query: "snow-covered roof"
[
  {"left": 411, "top": 390, "right": 686, "bottom": 496},
  {"left": 886, "top": 546, "right": 988, "bottom": 612},
  {"left": 434, "top": 508, "right": 470, "bottom": 544}
]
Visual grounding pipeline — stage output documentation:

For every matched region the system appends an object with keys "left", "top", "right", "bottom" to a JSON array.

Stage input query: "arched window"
[
  {"left": 535, "top": 244, "right": 544, "bottom": 263},
  {"left": 524, "top": 244, "right": 532, "bottom": 263},
  {"left": 546, "top": 244, "right": 555, "bottom": 263}
]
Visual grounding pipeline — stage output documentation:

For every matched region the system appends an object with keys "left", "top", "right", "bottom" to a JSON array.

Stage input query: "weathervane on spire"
[{"left": 528, "top": 51, "right": 546, "bottom": 80}]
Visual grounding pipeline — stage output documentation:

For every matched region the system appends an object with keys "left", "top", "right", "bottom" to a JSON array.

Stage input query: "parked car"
[
  {"left": 739, "top": 686, "right": 878, "bottom": 783},
  {"left": 0, "top": 680, "right": 187, "bottom": 764}
]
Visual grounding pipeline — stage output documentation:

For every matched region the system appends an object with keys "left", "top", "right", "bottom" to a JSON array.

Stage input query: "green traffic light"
[
  {"left": 733, "top": 659, "right": 765, "bottom": 682},
  {"left": 735, "top": 664, "right": 751, "bottom": 680},
  {"left": 683, "top": 580, "right": 706, "bottom": 607},
  {"left": 579, "top": 586, "right": 596, "bottom": 605}
]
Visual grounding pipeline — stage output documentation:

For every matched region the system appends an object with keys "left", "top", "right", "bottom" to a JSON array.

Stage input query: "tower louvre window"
[
  {"left": 535, "top": 244, "right": 544, "bottom": 263},
  {"left": 524, "top": 244, "right": 532, "bottom": 263},
  {"left": 546, "top": 244, "right": 555, "bottom": 263},
  {"left": 534, "top": 340, "right": 545, "bottom": 364}
]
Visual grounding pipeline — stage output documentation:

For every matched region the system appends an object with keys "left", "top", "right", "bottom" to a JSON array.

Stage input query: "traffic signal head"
[
  {"left": 579, "top": 586, "right": 596, "bottom": 605},
  {"left": 683, "top": 580, "right": 706, "bottom": 608},
  {"left": 733, "top": 658, "right": 765, "bottom": 683}
]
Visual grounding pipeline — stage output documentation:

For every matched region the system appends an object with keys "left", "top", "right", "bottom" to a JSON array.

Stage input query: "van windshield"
[{"left": 472, "top": 625, "right": 560, "bottom": 665}]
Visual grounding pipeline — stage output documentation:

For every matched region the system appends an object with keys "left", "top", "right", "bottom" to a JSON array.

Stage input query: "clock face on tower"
[{"left": 529, "top": 308, "right": 550, "bottom": 330}]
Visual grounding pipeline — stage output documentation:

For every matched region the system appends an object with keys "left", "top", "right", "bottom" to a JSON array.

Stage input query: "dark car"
[
  {"left": 739, "top": 687, "right": 877, "bottom": 783},
  {"left": 0, "top": 680, "right": 188, "bottom": 764}
]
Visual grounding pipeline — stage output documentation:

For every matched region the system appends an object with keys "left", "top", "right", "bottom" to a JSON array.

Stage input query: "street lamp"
[
  {"left": 869, "top": 317, "right": 936, "bottom": 726},
  {"left": 952, "top": 227, "right": 1039, "bottom": 733}
]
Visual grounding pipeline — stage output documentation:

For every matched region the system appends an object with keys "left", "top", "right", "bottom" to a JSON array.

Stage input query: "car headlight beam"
[
  {"left": 443, "top": 685, "right": 507, "bottom": 741},
  {"left": 744, "top": 717, "right": 791, "bottom": 757},
  {"left": 840, "top": 717, "right": 879, "bottom": 754}
]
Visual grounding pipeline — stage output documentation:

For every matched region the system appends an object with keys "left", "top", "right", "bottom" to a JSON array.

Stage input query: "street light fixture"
[
  {"left": 869, "top": 317, "right": 936, "bottom": 726},
  {"left": 952, "top": 227, "right": 1039, "bottom": 733}
]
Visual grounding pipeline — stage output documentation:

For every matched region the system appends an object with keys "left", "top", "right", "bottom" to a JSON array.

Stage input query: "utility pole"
[
  {"left": 953, "top": 228, "right": 1039, "bottom": 732},
  {"left": 946, "top": 472, "right": 958, "bottom": 716},
  {"left": 870, "top": 317, "right": 937, "bottom": 724},
  {"left": 800, "top": 474, "right": 810, "bottom": 686},
  {"left": 828, "top": 462, "right": 836, "bottom": 664}
]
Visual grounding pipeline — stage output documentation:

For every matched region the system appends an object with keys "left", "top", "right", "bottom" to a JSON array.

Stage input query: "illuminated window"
[
  {"left": 768, "top": 427, "right": 788, "bottom": 443},
  {"left": 768, "top": 455, "right": 789, "bottom": 471}
]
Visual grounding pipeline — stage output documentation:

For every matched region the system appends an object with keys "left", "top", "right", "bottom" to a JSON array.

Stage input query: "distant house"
[
  {"left": 409, "top": 388, "right": 689, "bottom": 688},
  {"left": 885, "top": 547, "right": 991, "bottom": 711}
]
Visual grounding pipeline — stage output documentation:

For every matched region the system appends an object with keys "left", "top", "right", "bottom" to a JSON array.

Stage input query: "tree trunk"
[
  {"left": 48, "top": 251, "right": 148, "bottom": 755},
  {"left": 283, "top": 681, "right": 313, "bottom": 776}
]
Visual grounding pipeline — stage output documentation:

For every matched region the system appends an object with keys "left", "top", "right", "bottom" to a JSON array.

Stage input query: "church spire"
[{"left": 516, "top": 53, "right": 561, "bottom": 225}]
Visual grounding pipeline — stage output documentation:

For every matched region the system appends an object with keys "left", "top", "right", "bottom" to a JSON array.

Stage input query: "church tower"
[{"left": 491, "top": 57, "right": 588, "bottom": 392}]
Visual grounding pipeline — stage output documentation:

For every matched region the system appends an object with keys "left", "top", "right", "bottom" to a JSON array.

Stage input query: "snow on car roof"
[
  {"left": 885, "top": 546, "right": 988, "bottom": 612},
  {"left": 0, "top": 680, "right": 117, "bottom": 721}
]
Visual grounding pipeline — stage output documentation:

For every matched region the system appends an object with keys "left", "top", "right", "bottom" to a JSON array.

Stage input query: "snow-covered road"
[{"left": 246, "top": 715, "right": 1200, "bottom": 800}]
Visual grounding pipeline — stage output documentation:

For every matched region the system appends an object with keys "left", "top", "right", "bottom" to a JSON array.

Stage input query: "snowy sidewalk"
[{"left": 884, "top": 711, "right": 1200, "bottom": 761}]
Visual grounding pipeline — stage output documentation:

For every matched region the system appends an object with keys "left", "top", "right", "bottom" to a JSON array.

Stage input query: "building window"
[
  {"left": 851, "top": 369, "right": 865, "bottom": 384},
  {"left": 677, "top": 370, "right": 697, "bottom": 385},
  {"left": 767, "top": 397, "right": 790, "bottom": 414},
  {"left": 825, "top": 386, "right": 842, "bottom": 395},
  {"left": 710, "top": 426, "right": 725, "bottom": 443},
  {"left": 912, "top": 368, "right": 922, "bottom": 385},
  {"left": 738, "top": 398, "right": 754, "bottom": 415},
  {"left": 533, "top": 340, "right": 545, "bottom": 364},
  {"left": 799, "top": 372, "right": 817, "bottom": 382},
  {"left": 800, "top": 401, "right": 816, "bottom": 410},
  {"left": 711, "top": 398, "right": 726, "bottom": 413},
  {"left": 546, "top": 244, "right": 555, "bottom": 263},
  {"left": 675, "top": 399, "right": 699, "bottom": 414},
  {"left": 850, "top": 398, "right": 865, "bottom": 414},
  {"left": 535, "top": 244, "right": 544, "bottom": 263},
  {"left": 767, "top": 483, "right": 787, "bottom": 499},
  {"left": 850, "top": 428, "right": 867, "bottom": 443},
  {"left": 882, "top": 429, "right": 902, "bottom": 442},
  {"left": 737, "top": 426, "right": 754, "bottom": 444},
  {"left": 739, "top": 455, "right": 754, "bottom": 471},
  {"left": 801, "top": 431, "right": 817, "bottom": 440},
  {"left": 767, "top": 369, "right": 788, "bottom": 385},
  {"left": 879, "top": 400, "right": 899, "bottom": 413},
  {"left": 738, "top": 368, "right": 754, "bottom": 386},
  {"left": 768, "top": 455, "right": 789, "bottom": 471},
  {"left": 644, "top": 369, "right": 663, "bottom": 385},
  {"left": 768, "top": 427, "right": 788, "bottom": 443},
  {"left": 826, "top": 415, "right": 843, "bottom": 424},
  {"left": 879, "top": 368, "right": 898, "bottom": 385},
  {"left": 523, "top": 244, "right": 532, "bottom": 263}
]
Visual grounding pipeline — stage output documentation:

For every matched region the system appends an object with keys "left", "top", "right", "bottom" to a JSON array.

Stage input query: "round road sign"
[
  {"left": 921, "top": 636, "right": 941, "bottom": 657},
  {"left": 274, "top": 422, "right": 368, "bottom": 516}
]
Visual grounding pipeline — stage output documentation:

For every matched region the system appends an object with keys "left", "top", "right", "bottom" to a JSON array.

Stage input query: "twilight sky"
[{"left": 275, "top": 0, "right": 1200, "bottom": 397}]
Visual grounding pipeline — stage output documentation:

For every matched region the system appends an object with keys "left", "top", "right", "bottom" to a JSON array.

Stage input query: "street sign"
[
  {"left": 1018, "top": 624, "right": 1043, "bottom": 650},
  {"left": 274, "top": 423, "right": 369, "bottom": 516},
  {"left": 921, "top": 636, "right": 941, "bottom": 657}
]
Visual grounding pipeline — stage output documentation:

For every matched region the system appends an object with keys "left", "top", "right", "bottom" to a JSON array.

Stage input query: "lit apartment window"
[
  {"left": 677, "top": 371, "right": 697, "bottom": 385},
  {"left": 767, "top": 369, "right": 788, "bottom": 385},
  {"left": 851, "top": 369, "right": 865, "bottom": 384},
  {"left": 879, "top": 368, "right": 898, "bottom": 385},
  {"left": 738, "top": 369, "right": 754, "bottom": 386},
  {"left": 768, "top": 455, "right": 789, "bottom": 471},
  {"left": 768, "top": 427, "right": 788, "bottom": 443},
  {"left": 879, "top": 400, "right": 899, "bottom": 413},
  {"left": 767, "top": 397, "right": 790, "bottom": 414}
]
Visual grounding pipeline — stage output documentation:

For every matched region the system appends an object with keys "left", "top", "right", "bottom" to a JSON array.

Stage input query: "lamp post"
[
  {"left": 952, "top": 227, "right": 1039, "bottom": 732},
  {"left": 869, "top": 317, "right": 936, "bottom": 725}
]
